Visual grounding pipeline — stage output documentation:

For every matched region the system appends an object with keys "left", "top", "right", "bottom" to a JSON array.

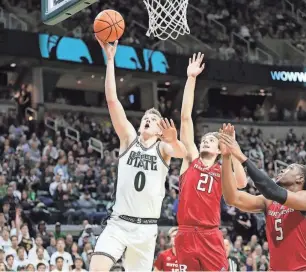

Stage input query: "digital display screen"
[
  {"left": 42, "top": 0, "right": 98, "bottom": 25},
  {"left": 47, "top": 0, "right": 71, "bottom": 14}
]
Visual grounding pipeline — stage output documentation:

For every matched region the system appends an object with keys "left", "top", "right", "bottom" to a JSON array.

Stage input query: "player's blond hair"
[
  {"left": 168, "top": 227, "right": 178, "bottom": 237},
  {"left": 201, "top": 132, "right": 219, "bottom": 142},
  {"left": 144, "top": 108, "right": 162, "bottom": 119}
]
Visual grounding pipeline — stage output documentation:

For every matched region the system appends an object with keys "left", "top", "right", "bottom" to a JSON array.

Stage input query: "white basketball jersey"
[{"left": 111, "top": 137, "right": 169, "bottom": 218}]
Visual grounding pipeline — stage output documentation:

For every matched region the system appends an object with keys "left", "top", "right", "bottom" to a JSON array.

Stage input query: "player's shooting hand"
[
  {"left": 156, "top": 118, "right": 178, "bottom": 144},
  {"left": 187, "top": 52, "right": 205, "bottom": 78},
  {"left": 95, "top": 37, "right": 118, "bottom": 60}
]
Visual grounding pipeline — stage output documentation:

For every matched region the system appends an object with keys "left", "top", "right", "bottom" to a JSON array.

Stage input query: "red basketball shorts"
[{"left": 175, "top": 226, "right": 228, "bottom": 271}]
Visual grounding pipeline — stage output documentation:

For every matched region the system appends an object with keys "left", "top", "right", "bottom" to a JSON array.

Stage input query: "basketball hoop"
[{"left": 143, "top": 0, "right": 190, "bottom": 40}]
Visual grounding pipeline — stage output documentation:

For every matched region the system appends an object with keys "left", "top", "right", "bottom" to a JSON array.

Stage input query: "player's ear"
[{"left": 296, "top": 174, "right": 304, "bottom": 185}]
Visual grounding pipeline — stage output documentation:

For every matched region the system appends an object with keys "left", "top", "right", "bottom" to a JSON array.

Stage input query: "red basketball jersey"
[
  {"left": 154, "top": 248, "right": 178, "bottom": 272},
  {"left": 177, "top": 158, "right": 222, "bottom": 228},
  {"left": 266, "top": 201, "right": 306, "bottom": 271}
]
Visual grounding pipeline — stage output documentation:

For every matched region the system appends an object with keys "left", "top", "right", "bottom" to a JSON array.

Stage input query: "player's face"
[
  {"left": 139, "top": 113, "right": 161, "bottom": 137},
  {"left": 200, "top": 135, "right": 220, "bottom": 156},
  {"left": 276, "top": 164, "right": 303, "bottom": 187}
]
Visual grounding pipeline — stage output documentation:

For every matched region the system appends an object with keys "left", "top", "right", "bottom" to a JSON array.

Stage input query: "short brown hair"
[
  {"left": 201, "top": 132, "right": 219, "bottom": 141},
  {"left": 144, "top": 108, "right": 162, "bottom": 119}
]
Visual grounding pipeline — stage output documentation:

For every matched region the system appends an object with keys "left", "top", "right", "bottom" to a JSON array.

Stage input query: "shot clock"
[{"left": 41, "top": 0, "right": 98, "bottom": 25}]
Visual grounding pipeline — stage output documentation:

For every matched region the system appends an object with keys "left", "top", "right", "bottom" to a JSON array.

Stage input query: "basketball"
[{"left": 94, "top": 9, "right": 125, "bottom": 43}]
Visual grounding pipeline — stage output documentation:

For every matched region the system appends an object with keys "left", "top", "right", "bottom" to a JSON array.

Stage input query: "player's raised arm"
[
  {"left": 222, "top": 131, "right": 306, "bottom": 211},
  {"left": 96, "top": 39, "right": 136, "bottom": 144},
  {"left": 220, "top": 142, "right": 266, "bottom": 213},
  {"left": 180, "top": 53, "right": 205, "bottom": 162},
  {"left": 222, "top": 124, "right": 247, "bottom": 189},
  {"left": 158, "top": 118, "right": 187, "bottom": 161}
]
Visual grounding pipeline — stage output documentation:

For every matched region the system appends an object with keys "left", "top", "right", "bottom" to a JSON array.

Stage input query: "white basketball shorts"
[{"left": 93, "top": 216, "right": 158, "bottom": 271}]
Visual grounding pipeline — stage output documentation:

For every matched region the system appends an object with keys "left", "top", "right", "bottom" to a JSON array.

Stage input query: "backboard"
[{"left": 41, "top": 0, "right": 98, "bottom": 25}]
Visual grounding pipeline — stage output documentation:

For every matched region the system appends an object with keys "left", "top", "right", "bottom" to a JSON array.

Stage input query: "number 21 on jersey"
[{"left": 197, "top": 173, "right": 214, "bottom": 193}]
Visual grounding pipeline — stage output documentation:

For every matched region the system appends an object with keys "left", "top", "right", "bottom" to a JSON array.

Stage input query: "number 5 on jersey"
[
  {"left": 275, "top": 218, "right": 284, "bottom": 241},
  {"left": 197, "top": 173, "right": 214, "bottom": 193}
]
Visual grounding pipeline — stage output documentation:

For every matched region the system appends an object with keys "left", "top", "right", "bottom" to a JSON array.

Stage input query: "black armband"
[{"left": 242, "top": 159, "right": 288, "bottom": 204}]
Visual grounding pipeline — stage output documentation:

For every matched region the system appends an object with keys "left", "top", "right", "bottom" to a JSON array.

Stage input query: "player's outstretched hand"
[
  {"left": 223, "top": 122, "right": 236, "bottom": 140},
  {"left": 156, "top": 118, "right": 178, "bottom": 144},
  {"left": 95, "top": 36, "right": 118, "bottom": 60},
  {"left": 219, "top": 128, "right": 230, "bottom": 156},
  {"left": 187, "top": 52, "right": 205, "bottom": 78},
  {"left": 220, "top": 124, "right": 244, "bottom": 160}
]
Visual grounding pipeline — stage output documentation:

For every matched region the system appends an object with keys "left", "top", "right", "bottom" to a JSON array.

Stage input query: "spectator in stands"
[
  {"left": 46, "top": 237, "right": 57, "bottom": 257},
  {"left": 26, "top": 263, "right": 36, "bottom": 271},
  {"left": 32, "top": 247, "right": 50, "bottom": 271},
  {"left": 73, "top": 256, "right": 87, "bottom": 272},
  {"left": 37, "top": 262, "right": 47, "bottom": 272},
  {"left": 2, "top": 202, "right": 11, "bottom": 226},
  {"left": 18, "top": 223, "right": 34, "bottom": 253},
  {"left": 53, "top": 256, "right": 65, "bottom": 272},
  {"left": 0, "top": 262, "right": 7, "bottom": 272},
  {"left": 49, "top": 171, "right": 67, "bottom": 197},
  {"left": 0, "top": 250, "right": 4, "bottom": 264},
  {"left": 28, "top": 236, "right": 49, "bottom": 262},
  {"left": 75, "top": 192, "right": 97, "bottom": 224},
  {"left": 50, "top": 238, "right": 73, "bottom": 271},
  {"left": 5, "top": 236, "right": 19, "bottom": 258},
  {"left": 54, "top": 156, "right": 69, "bottom": 180},
  {"left": 0, "top": 229, "right": 11, "bottom": 250},
  {"left": 0, "top": 174, "right": 8, "bottom": 199},
  {"left": 14, "top": 88, "right": 30, "bottom": 123},
  {"left": 36, "top": 221, "right": 50, "bottom": 248},
  {"left": 14, "top": 247, "right": 29, "bottom": 268},
  {"left": 53, "top": 223, "right": 65, "bottom": 240},
  {"left": 6, "top": 254, "right": 15, "bottom": 271},
  {"left": 43, "top": 140, "right": 59, "bottom": 160},
  {"left": 224, "top": 238, "right": 239, "bottom": 271}
]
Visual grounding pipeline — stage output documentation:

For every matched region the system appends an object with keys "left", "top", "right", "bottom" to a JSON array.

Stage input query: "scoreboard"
[{"left": 41, "top": 0, "right": 98, "bottom": 25}]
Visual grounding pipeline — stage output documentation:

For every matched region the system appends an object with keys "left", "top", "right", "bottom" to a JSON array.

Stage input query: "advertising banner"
[{"left": 0, "top": 29, "right": 305, "bottom": 88}]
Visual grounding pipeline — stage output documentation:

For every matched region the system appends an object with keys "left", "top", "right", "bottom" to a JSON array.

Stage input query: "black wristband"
[
  {"left": 241, "top": 159, "right": 249, "bottom": 167},
  {"left": 243, "top": 159, "right": 288, "bottom": 204}
]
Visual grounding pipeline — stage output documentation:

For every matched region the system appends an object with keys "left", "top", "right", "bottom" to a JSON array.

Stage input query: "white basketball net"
[{"left": 143, "top": 0, "right": 190, "bottom": 40}]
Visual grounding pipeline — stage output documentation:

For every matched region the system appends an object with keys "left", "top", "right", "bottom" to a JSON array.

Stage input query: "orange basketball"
[{"left": 94, "top": 9, "right": 125, "bottom": 43}]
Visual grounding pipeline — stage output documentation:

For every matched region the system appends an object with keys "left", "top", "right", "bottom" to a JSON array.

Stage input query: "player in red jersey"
[
  {"left": 175, "top": 53, "right": 247, "bottom": 271},
  {"left": 220, "top": 124, "right": 306, "bottom": 271},
  {"left": 154, "top": 227, "right": 178, "bottom": 272}
]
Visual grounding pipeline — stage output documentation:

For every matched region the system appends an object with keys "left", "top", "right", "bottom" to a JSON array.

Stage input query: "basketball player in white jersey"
[{"left": 90, "top": 40, "right": 187, "bottom": 272}]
